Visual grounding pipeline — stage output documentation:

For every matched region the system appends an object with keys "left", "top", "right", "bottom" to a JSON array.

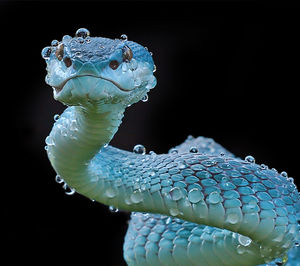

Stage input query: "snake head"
[{"left": 41, "top": 28, "right": 156, "bottom": 106}]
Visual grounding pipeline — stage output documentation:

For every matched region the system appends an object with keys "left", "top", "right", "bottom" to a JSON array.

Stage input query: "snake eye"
[
  {"left": 55, "top": 43, "right": 64, "bottom": 61},
  {"left": 109, "top": 60, "right": 120, "bottom": 70},
  {"left": 122, "top": 45, "right": 133, "bottom": 62}
]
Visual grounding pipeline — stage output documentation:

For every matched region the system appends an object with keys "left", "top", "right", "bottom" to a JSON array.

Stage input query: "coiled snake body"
[{"left": 42, "top": 29, "right": 300, "bottom": 265}]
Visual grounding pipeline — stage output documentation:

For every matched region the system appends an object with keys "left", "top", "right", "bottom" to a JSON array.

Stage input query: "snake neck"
[{"left": 46, "top": 103, "right": 125, "bottom": 188}]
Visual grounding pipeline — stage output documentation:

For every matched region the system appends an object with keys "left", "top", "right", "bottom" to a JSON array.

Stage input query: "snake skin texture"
[{"left": 42, "top": 29, "right": 300, "bottom": 265}]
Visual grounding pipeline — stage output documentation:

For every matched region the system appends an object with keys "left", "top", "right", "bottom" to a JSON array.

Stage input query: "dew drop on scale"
[
  {"left": 133, "top": 144, "right": 146, "bottom": 155},
  {"left": 54, "top": 114, "right": 60, "bottom": 121},
  {"left": 142, "top": 94, "right": 148, "bottom": 102},
  {"left": 55, "top": 175, "right": 64, "bottom": 184},
  {"left": 120, "top": 34, "right": 128, "bottom": 41},
  {"left": 109, "top": 206, "right": 119, "bottom": 213},
  {"left": 63, "top": 182, "right": 76, "bottom": 195},
  {"left": 190, "top": 147, "right": 198, "bottom": 153},
  {"left": 245, "top": 155, "right": 255, "bottom": 164}
]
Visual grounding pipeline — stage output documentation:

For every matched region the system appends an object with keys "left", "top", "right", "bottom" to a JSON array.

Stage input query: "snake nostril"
[
  {"left": 63, "top": 56, "right": 72, "bottom": 68},
  {"left": 55, "top": 43, "right": 64, "bottom": 61}
]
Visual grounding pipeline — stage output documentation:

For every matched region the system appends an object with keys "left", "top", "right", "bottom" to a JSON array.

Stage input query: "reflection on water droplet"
[
  {"left": 153, "top": 64, "right": 157, "bottom": 72},
  {"left": 109, "top": 206, "right": 119, "bottom": 213},
  {"left": 131, "top": 191, "right": 143, "bottom": 204},
  {"left": 245, "top": 155, "right": 255, "bottom": 164},
  {"left": 169, "top": 208, "right": 180, "bottom": 216},
  {"left": 260, "top": 164, "right": 268, "bottom": 170},
  {"left": 226, "top": 213, "right": 239, "bottom": 224},
  {"left": 237, "top": 245, "right": 246, "bottom": 254},
  {"left": 133, "top": 144, "right": 146, "bottom": 155},
  {"left": 54, "top": 114, "right": 60, "bottom": 121},
  {"left": 178, "top": 162, "right": 187, "bottom": 169},
  {"left": 281, "top": 171, "right": 288, "bottom": 178},
  {"left": 45, "top": 136, "right": 54, "bottom": 145},
  {"left": 190, "top": 147, "right": 198, "bottom": 153},
  {"left": 63, "top": 183, "right": 76, "bottom": 195},
  {"left": 105, "top": 188, "right": 117, "bottom": 198},
  {"left": 41, "top": 46, "right": 52, "bottom": 59},
  {"left": 169, "top": 148, "right": 178, "bottom": 154},
  {"left": 55, "top": 175, "right": 64, "bottom": 184},
  {"left": 208, "top": 191, "right": 221, "bottom": 204},
  {"left": 188, "top": 188, "right": 202, "bottom": 203},
  {"left": 170, "top": 187, "right": 183, "bottom": 201},
  {"left": 142, "top": 94, "right": 148, "bottom": 102},
  {"left": 238, "top": 235, "right": 252, "bottom": 246},
  {"left": 120, "top": 34, "right": 128, "bottom": 41}
]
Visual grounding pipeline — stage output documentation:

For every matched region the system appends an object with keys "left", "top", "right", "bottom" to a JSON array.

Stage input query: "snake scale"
[{"left": 42, "top": 29, "right": 300, "bottom": 265}]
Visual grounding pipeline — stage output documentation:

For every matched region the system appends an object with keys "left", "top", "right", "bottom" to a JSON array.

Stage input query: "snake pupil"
[
  {"left": 109, "top": 60, "right": 120, "bottom": 70},
  {"left": 55, "top": 43, "right": 64, "bottom": 61}
]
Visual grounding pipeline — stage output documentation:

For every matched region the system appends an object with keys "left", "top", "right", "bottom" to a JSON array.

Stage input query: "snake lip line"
[{"left": 53, "top": 74, "right": 133, "bottom": 94}]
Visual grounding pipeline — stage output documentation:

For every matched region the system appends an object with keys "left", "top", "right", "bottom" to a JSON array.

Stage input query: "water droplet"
[
  {"left": 104, "top": 143, "right": 108, "bottom": 148},
  {"left": 149, "top": 151, "right": 157, "bottom": 156},
  {"left": 109, "top": 206, "right": 119, "bottom": 213},
  {"left": 169, "top": 148, "right": 178, "bottom": 154},
  {"left": 131, "top": 191, "right": 143, "bottom": 203},
  {"left": 208, "top": 191, "right": 221, "bottom": 204},
  {"left": 178, "top": 161, "right": 187, "bottom": 169},
  {"left": 295, "top": 241, "right": 300, "bottom": 247},
  {"left": 226, "top": 213, "right": 239, "bottom": 224},
  {"left": 41, "top": 46, "right": 52, "bottom": 59},
  {"left": 236, "top": 245, "right": 246, "bottom": 254},
  {"left": 281, "top": 171, "right": 288, "bottom": 178},
  {"left": 45, "top": 136, "right": 54, "bottom": 146},
  {"left": 170, "top": 187, "right": 183, "bottom": 201},
  {"left": 55, "top": 175, "right": 64, "bottom": 184},
  {"left": 51, "top": 40, "right": 59, "bottom": 46},
  {"left": 44, "top": 146, "right": 48, "bottom": 151},
  {"left": 142, "top": 94, "right": 148, "bottom": 102},
  {"left": 188, "top": 188, "right": 203, "bottom": 204},
  {"left": 238, "top": 235, "right": 252, "bottom": 246},
  {"left": 133, "top": 144, "right": 146, "bottom": 155},
  {"left": 260, "top": 164, "right": 268, "bottom": 170},
  {"left": 187, "top": 135, "right": 194, "bottom": 140},
  {"left": 169, "top": 208, "right": 180, "bottom": 216},
  {"left": 63, "top": 183, "right": 75, "bottom": 195},
  {"left": 75, "top": 28, "right": 90, "bottom": 38},
  {"left": 245, "top": 155, "right": 255, "bottom": 164},
  {"left": 288, "top": 177, "right": 294, "bottom": 183},
  {"left": 190, "top": 147, "right": 198, "bottom": 153},
  {"left": 62, "top": 35, "right": 72, "bottom": 44},
  {"left": 105, "top": 188, "right": 117, "bottom": 198},
  {"left": 120, "top": 34, "right": 128, "bottom": 41},
  {"left": 153, "top": 64, "right": 157, "bottom": 72},
  {"left": 220, "top": 152, "right": 225, "bottom": 156},
  {"left": 53, "top": 114, "right": 60, "bottom": 121}
]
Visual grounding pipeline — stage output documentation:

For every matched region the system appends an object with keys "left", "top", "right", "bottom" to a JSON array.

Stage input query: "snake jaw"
[{"left": 53, "top": 74, "right": 137, "bottom": 99}]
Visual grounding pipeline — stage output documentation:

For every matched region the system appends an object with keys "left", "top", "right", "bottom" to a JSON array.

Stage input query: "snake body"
[{"left": 42, "top": 29, "right": 300, "bottom": 265}]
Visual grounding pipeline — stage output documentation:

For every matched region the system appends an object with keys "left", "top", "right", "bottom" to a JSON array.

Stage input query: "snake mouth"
[{"left": 53, "top": 74, "right": 134, "bottom": 94}]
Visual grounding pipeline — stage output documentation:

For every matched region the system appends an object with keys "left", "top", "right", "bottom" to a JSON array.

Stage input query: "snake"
[{"left": 42, "top": 28, "right": 300, "bottom": 266}]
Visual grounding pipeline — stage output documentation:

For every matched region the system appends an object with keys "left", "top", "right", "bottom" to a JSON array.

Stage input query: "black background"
[{"left": 1, "top": 1, "right": 299, "bottom": 265}]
